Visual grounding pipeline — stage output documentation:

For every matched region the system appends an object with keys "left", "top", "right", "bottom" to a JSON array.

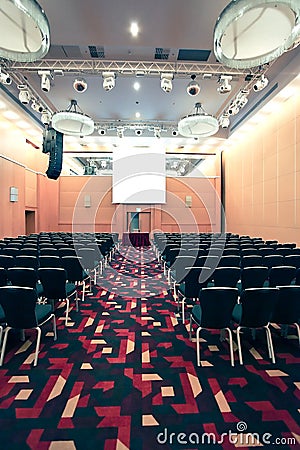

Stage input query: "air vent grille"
[
  {"left": 155, "top": 47, "right": 170, "bottom": 60},
  {"left": 88, "top": 46, "right": 105, "bottom": 58}
]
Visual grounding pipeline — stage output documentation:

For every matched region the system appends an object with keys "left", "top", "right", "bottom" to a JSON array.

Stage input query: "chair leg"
[
  {"left": 294, "top": 323, "right": 300, "bottom": 347},
  {"left": 265, "top": 325, "right": 275, "bottom": 363},
  {"left": 236, "top": 326, "right": 243, "bottom": 365},
  {"left": 0, "top": 325, "right": 2, "bottom": 348},
  {"left": 65, "top": 298, "right": 70, "bottom": 325},
  {"left": 189, "top": 315, "right": 193, "bottom": 340},
  {"left": 226, "top": 328, "right": 235, "bottom": 367},
  {"left": 82, "top": 281, "right": 86, "bottom": 302},
  {"left": 0, "top": 327, "right": 11, "bottom": 366},
  {"left": 34, "top": 327, "right": 41, "bottom": 366},
  {"left": 196, "top": 326, "right": 202, "bottom": 367},
  {"left": 181, "top": 296, "right": 186, "bottom": 323},
  {"left": 52, "top": 314, "right": 57, "bottom": 341}
]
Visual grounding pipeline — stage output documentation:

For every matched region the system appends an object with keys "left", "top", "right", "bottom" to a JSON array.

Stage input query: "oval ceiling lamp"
[
  {"left": 214, "top": 0, "right": 300, "bottom": 69},
  {"left": 0, "top": 0, "right": 50, "bottom": 62},
  {"left": 52, "top": 100, "right": 95, "bottom": 136},
  {"left": 178, "top": 103, "right": 219, "bottom": 138}
]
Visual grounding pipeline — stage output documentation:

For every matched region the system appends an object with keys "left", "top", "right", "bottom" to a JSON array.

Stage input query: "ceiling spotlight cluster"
[
  {"left": 217, "top": 75, "right": 232, "bottom": 94},
  {"left": 0, "top": 68, "right": 12, "bottom": 85},
  {"left": 160, "top": 73, "right": 174, "bottom": 93},
  {"left": 38, "top": 70, "right": 51, "bottom": 92},
  {"left": 186, "top": 75, "right": 200, "bottom": 96},
  {"left": 226, "top": 89, "right": 249, "bottom": 116},
  {"left": 219, "top": 114, "right": 230, "bottom": 129},
  {"left": 73, "top": 78, "right": 88, "bottom": 93},
  {"left": 102, "top": 72, "right": 116, "bottom": 91},
  {"left": 253, "top": 74, "right": 269, "bottom": 92}
]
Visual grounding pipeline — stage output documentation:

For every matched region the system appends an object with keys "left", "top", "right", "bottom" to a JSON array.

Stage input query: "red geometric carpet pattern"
[{"left": 0, "top": 246, "right": 299, "bottom": 449}]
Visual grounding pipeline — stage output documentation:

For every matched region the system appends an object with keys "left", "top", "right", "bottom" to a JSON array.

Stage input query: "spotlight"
[
  {"left": 219, "top": 114, "right": 230, "bottom": 128},
  {"left": 73, "top": 78, "right": 88, "bottom": 93},
  {"left": 160, "top": 73, "right": 173, "bottom": 93},
  {"left": 227, "top": 104, "right": 239, "bottom": 116},
  {"left": 31, "top": 100, "right": 44, "bottom": 113},
  {"left": 0, "top": 69, "right": 12, "bottom": 85},
  {"left": 98, "top": 128, "right": 106, "bottom": 135},
  {"left": 154, "top": 128, "right": 161, "bottom": 138},
  {"left": 253, "top": 75, "right": 269, "bottom": 92},
  {"left": 172, "top": 129, "right": 178, "bottom": 136},
  {"left": 135, "top": 129, "right": 143, "bottom": 135},
  {"left": 217, "top": 75, "right": 232, "bottom": 94},
  {"left": 117, "top": 127, "right": 124, "bottom": 138},
  {"left": 236, "top": 90, "right": 249, "bottom": 109},
  {"left": 18, "top": 88, "right": 30, "bottom": 104},
  {"left": 41, "top": 110, "right": 51, "bottom": 125},
  {"left": 102, "top": 72, "right": 116, "bottom": 91},
  {"left": 186, "top": 75, "right": 200, "bottom": 96},
  {"left": 38, "top": 70, "right": 51, "bottom": 92}
]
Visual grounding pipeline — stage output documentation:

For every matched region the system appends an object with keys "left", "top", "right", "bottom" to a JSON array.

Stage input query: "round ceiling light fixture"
[
  {"left": 214, "top": 0, "right": 300, "bottom": 69},
  {"left": 51, "top": 100, "right": 94, "bottom": 136},
  {"left": 0, "top": 0, "right": 50, "bottom": 62},
  {"left": 178, "top": 103, "right": 219, "bottom": 138}
]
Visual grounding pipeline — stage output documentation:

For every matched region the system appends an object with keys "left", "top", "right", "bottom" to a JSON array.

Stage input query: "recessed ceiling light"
[
  {"left": 133, "top": 81, "right": 140, "bottom": 91},
  {"left": 3, "top": 110, "right": 20, "bottom": 120},
  {"left": 130, "top": 22, "right": 139, "bottom": 37},
  {"left": 135, "top": 112, "right": 141, "bottom": 118}
]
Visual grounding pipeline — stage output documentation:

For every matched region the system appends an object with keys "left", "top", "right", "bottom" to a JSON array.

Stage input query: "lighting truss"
[{"left": 8, "top": 59, "right": 248, "bottom": 77}]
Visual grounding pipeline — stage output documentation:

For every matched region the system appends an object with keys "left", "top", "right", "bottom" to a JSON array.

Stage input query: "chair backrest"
[
  {"left": 0, "top": 267, "right": 7, "bottom": 286},
  {"left": 240, "top": 248, "right": 258, "bottom": 256},
  {"left": 272, "top": 285, "right": 300, "bottom": 325},
  {"left": 58, "top": 247, "right": 77, "bottom": 257},
  {"left": 268, "top": 266, "right": 296, "bottom": 287},
  {"left": 263, "top": 254, "right": 284, "bottom": 269},
  {"left": 258, "top": 247, "right": 275, "bottom": 257},
  {"left": 39, "top": 248, "right": 59, "bottom": 256},
  {"left": 296, "top": 268, "right": 300, "bottom": 285},
  {"left": 0, "top": 255, "right": 15, "bottom": 270},
  {"left": 7, "top": 267, "right": 38, "bottom": 288},
  {"left": 77, "top": 248, "right": 98, "bottom": 269},
  {"left": 213, "top": 267, "right": 241, "bottom": 287},
  {"left": 38, "top": 267, "right": 67, "bottom": 298},
  {"left": 241, "top": 266, "right": 269, "bottom": 289},
  {"left": 218, "top": 255, "right": 240, "bottom": 267},
  {"left": 19, "top": 248, "right": 38, "bottom": 257},
  {"left": 199, "top": 287, "right": 239, "bottom": 329},
  {"left": 182, "top": 266, "right": 211, "bottom": 297},
  {"left": 14, "top": 255, "right": 39, "bottom": 270},
  {"left": 0, "top": 286, "right": 38, "bottom": 329},
  {"left": 173, "top": 256, "right": 196, "bottom": 282},
  {"left": 61, "top": 256, "right": 86, "bottom": 282},
  {"left": 285, "top": 255, "right": 300, "bottom": 269},
  {"left": 239, "top": 288, "right": 279, "bottom": 327},
  {"left": 38, "top": 256, "right": 62, "bottom": 268},
  {"left": 241, "top": 255, "right": 263, "bottom": 268}
]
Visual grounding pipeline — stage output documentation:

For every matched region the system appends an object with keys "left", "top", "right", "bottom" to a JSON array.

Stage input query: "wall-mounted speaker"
[
  {"left": 43, "top": 128, "right": 64, "bottom": 180},
  {"left": 185, "top": 195, "right": 192, "bottom": 207},
  {"left": 84, "top": 195, "right": 91, "bottom": 208}
]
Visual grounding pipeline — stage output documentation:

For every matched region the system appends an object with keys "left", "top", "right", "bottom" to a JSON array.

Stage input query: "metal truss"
[{"left": 6, "top": 59, "right": 249, "bottom": 78}]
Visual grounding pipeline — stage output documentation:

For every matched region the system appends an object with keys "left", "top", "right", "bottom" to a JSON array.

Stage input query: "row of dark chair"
[{"left": 189, "top": 285, "right": 300, "bottom": 366}]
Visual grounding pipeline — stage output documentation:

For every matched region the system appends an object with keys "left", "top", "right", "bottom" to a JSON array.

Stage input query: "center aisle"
[{"left": 0, "top": 246, "right": 299, "bottom": 449}]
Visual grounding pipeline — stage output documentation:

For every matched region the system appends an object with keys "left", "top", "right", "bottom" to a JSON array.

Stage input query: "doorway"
[
  {"left": 25, "top": 210, "right": 35, "bottom": 235},
  {"left": 127, "top": 212, "right": 151, "bottom": 232}
]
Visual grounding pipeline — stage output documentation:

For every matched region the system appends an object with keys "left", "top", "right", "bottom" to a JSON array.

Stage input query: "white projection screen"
[{"left": 112, "top": 146, "right": 166, "bottom": 204}]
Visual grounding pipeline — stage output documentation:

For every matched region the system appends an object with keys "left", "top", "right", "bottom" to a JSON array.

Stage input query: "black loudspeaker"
[{"left": 43, "top": 128, "right": 64, "bottom": 180}]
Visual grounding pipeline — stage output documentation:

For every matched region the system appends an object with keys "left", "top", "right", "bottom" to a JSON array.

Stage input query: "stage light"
[
  {"left": 186, "top": 75, "right": 200, "bottom": 96},
  {"left": 219, "top": 114, "right": 230, "bottom": 128},
  {"left": 160, "top": 73, "right": 173, "bottom": 93},
  {"left": 102, "top": 72, "right": 116, "bottom": 91},
  {"left": 217, "top": 75, "right": 232, "bottom": 94},
  {"left": 253, "top": 74, "right": 269, "bottom": 91},
  {"left": 38, "top": 70, "right": 51, "bottom": 92}
]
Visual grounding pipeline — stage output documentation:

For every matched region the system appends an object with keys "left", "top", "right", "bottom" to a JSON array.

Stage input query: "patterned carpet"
[{"left": 0, "top": 246, "right": 299, "bottom": 450}]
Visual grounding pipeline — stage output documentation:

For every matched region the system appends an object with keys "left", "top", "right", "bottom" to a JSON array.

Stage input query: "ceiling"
[{"left": 1, "top": 0, "right": 300, "bottom": 176}]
